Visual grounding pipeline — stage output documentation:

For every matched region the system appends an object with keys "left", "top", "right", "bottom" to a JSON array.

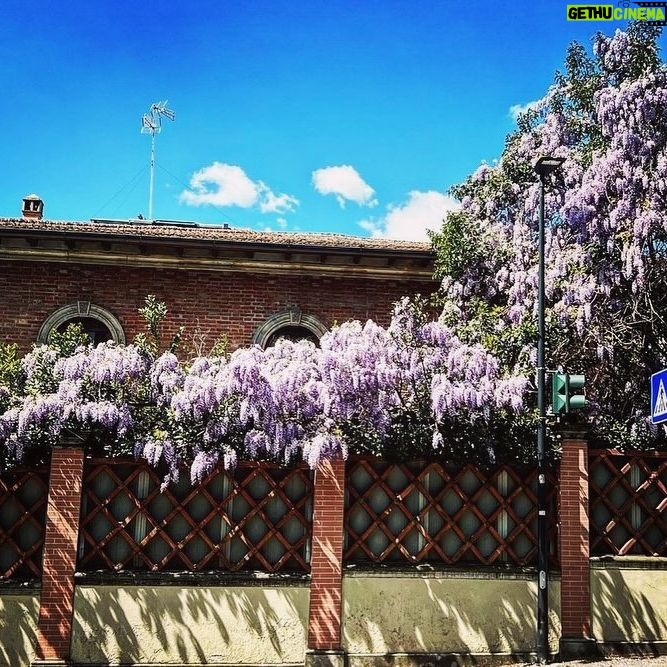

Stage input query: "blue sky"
[{"left": 0, "top": 2, "right": 656, "bottom": 239}]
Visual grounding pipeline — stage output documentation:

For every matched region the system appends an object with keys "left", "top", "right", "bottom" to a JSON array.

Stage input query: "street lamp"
[{"left": 534, "top": 155, "right": 565, "bottom": 664}]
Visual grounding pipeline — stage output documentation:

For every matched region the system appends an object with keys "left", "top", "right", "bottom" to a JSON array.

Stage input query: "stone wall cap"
[
  {"left": 344, "top": 562, "right": 562, "bottom": 581},
  {"left": 591, "top": 555, "right": 667, "bottom": 569},
  {"left": 74, "top": 569, "right": 310, "bottom": 587}
]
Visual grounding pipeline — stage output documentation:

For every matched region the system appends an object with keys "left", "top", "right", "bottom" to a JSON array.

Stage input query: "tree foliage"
[{"left": 431, "top": 24, "right": 667, "bottom": 450}]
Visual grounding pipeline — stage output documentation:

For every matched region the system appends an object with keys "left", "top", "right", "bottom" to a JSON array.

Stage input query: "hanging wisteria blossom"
[{"left": 0, "top": 297, "right": 527, "bottom": 481}]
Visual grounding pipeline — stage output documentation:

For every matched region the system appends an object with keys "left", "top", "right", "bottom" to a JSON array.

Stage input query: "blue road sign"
[{"left": 650, "top": 369, "right": 667, "bottom": 424}]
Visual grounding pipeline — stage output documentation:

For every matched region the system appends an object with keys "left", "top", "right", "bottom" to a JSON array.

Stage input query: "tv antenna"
[{"left": 141, "top": 101, "right": 175, "bottom": 220}]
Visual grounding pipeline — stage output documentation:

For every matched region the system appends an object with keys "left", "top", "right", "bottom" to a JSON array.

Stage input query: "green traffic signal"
[
  {"left": 552, "top": 373, "right": 568, "bottom": 414},
  {"left": 551, "top": 372, "right": 587, "bottom": 414},
  {"left": 567, "top": 374, "right": 586, "bottom": 410}
]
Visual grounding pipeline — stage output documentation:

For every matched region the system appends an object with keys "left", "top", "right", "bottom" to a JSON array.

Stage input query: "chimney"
[{"left": 22, "top": 194, "right": 44, "bottom": 220}]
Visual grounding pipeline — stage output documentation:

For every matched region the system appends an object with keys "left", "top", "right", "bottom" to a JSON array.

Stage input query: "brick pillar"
[
  {"left": 559, "top": 434, "right": 598, "bottom": 660},
  {"left": 306, "top": 457, "right": 346, "bottom": 667},
  {"left": 33, "top": 446, "right": 85, "bottom": 667}
]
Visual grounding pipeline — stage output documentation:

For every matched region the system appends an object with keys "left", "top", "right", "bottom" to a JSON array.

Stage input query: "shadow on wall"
[
  {"left": 343, "top": 573, "right": 561, "bottom": 657},
  {"left": 71, "top": 583, "right": 309, "bottom": 665},
  {"left": 0, "top": 593, "right": 39, "bottom": 667},
  {"left": 592, "top": 565, "right": 667, "bottom": 643}
]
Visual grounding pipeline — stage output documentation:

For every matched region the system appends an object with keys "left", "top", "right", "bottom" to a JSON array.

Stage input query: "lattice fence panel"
[
  {"left": 0, "top": 467, "right": 48, "bottom": 579},
  {"left": 590, "top": 450, "right": 667, "bottom": 556},
  {"left": 345, "top": 458, "right": 558, "bottom": 566},
  {"left": 79, "top": 460, "right": 312, "bottom": 573}
]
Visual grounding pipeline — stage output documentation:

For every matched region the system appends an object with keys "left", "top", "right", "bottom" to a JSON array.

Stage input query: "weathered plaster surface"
[
  {"left": 0, "top": 593, "right": 39, "bottom": 667},
  {"left": 592, "top": 562, "right": 667, "bottom": 642},
  {"left": 342, "top": 572, "right": 561, "bottom": 656},
  {"left": 71, "top": 585, "right": 309, "bottom": 665}
]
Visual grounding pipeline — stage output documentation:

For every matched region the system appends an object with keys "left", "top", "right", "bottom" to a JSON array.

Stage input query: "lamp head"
[{"left": 534, "top": 156, "right": 565, "bottom": 177}]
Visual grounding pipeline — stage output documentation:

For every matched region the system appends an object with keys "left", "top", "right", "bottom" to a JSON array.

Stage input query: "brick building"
[{"left": 0, "top": 195, "right": 435, "bottom": 352}]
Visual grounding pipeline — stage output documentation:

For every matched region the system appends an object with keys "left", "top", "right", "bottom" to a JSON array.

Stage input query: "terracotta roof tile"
[{"left": 0, "top": 218, "right": 433, "bottom": 253}]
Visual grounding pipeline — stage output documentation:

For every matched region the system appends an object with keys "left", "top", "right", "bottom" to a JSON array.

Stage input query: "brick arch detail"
[
  {"left": 37, "top": 301, "right": 126, "bottom": 345},
  {"left": 252, "top": 306, "right": 328, "bottom": 348}
]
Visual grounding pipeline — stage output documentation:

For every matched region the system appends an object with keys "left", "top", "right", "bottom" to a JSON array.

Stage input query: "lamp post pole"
[
  {"left": 534, "top": 155, "right": 564, "bottom": 664},
  {"left": 536, "top": 168, "right": 549, "bottom": 664}
]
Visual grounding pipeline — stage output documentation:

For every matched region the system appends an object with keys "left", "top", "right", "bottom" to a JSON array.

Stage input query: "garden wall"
[
  {"left": 71, "top": 583, "right": 309, "bottom": 665},
  {"left": 0, "top": 576, "right": 560, "bottom": 666},
  {"left": 591, "top": 558, "right": 667, "bottom": 648},
  {"left": 0, "top": 589, "right": 38, "bottom": 667},
  {"left": 342, "top": 571, "right": 561, "bottom": 659},
  {"left": 1, "top": 443, "right": 666, "bottom": 666}
]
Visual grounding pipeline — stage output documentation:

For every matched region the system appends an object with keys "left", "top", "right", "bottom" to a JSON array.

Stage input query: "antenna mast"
[{"left": 141, "top": 101, "right": 175, "bottom": 220}]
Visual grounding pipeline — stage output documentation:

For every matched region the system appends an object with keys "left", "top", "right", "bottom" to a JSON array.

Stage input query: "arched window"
[
  {"left": 38, "top": 302, "right": 126, "bottom": 346},
  {"left": 265, "top": 325, "right": 320, "bottom": 348},
  {"left": 252, "top": 306, "right": 327, "bottom": 349}
]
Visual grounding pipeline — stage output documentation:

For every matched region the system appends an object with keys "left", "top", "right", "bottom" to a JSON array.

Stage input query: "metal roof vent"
[{"left": 22, "top": 194, "right": 44, "bottom": 220}]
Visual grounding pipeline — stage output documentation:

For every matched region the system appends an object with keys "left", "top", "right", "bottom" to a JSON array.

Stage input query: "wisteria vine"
[{"left": 0, "top": 298, "right": 527, "bottom": 484}]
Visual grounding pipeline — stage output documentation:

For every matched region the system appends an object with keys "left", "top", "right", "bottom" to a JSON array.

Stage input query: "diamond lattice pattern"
[
  {"left": 0, "top": 468, "right": 48, "bottom": 579},
  {"left": 79, "top": 460, "right": 312, "bottom": 572},
  {"left": 345, "top": 458, "right": 557, "bottom": 566},
  {"left": 590, "top": 450, "right": 667, "bottom": 556}
]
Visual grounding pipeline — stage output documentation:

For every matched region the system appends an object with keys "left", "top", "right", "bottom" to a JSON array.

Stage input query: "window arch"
[
  {"left": 38, "top": 302, "right": 126, "bottom": 346},
  {"left": 252, "top": 306, "right": 327, "bottom": 348}
]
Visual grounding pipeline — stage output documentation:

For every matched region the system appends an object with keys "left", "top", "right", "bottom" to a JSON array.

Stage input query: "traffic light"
[{"left": 551, "top": 373, "right": 586, "bottom": 414}]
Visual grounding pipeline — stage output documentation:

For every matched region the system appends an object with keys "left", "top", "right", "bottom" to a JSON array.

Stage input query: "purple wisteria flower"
[{"left": 1, "top": 299, "right": 529, "bottom": 475}]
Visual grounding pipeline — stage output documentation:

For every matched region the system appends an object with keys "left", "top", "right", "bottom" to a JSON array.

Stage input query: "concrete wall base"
[
  {"left": 345, "top": 653, "right": 536, "bottom": 666},
  {"left": 31, "top": 660, "right": 70, "bottom": 667},
  {"left": 305, "top": 649, "right": 347, "bottom": 667},
  {"left": 599, "top": 640, "right": 667, "bottom": 657},
  {"left": 559, "top": 637, "right": 600, "bottom": 660}
]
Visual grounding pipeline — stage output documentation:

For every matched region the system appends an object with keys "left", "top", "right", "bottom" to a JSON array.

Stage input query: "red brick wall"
[
  {"left": 0, "top": 261, "right": 434, "bottom": 352},
  {"left": 559, "top": 437, "right": 592, "bottom": 639},
  {"left": 308, "top": 458, "right": 346, "bottom": 650},
  {"left": 35, "top": 447, "right": 85, "bottom": 661}
]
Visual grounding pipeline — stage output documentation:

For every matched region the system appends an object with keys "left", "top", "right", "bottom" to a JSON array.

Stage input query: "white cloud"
[
  {"left": 312, "top": 165, "right": 377, "bottom": 208},
  {"left": 180, "top": 163, "right": 258, "bottom": 207},
  {"left": 180, "top": 162, "right": 299, "bottom": 214},
  {"left": 509, "top": 98, "right": 542, "bottom": 121},
  {"left": 252, "top": 218, "right": 300, "bottom": 232},
  {"left": 359, "top": 190, "right": 459, "bottom": 242},
  {"left": 258, "top": 187, "right": 299, "bottom": 214}
]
